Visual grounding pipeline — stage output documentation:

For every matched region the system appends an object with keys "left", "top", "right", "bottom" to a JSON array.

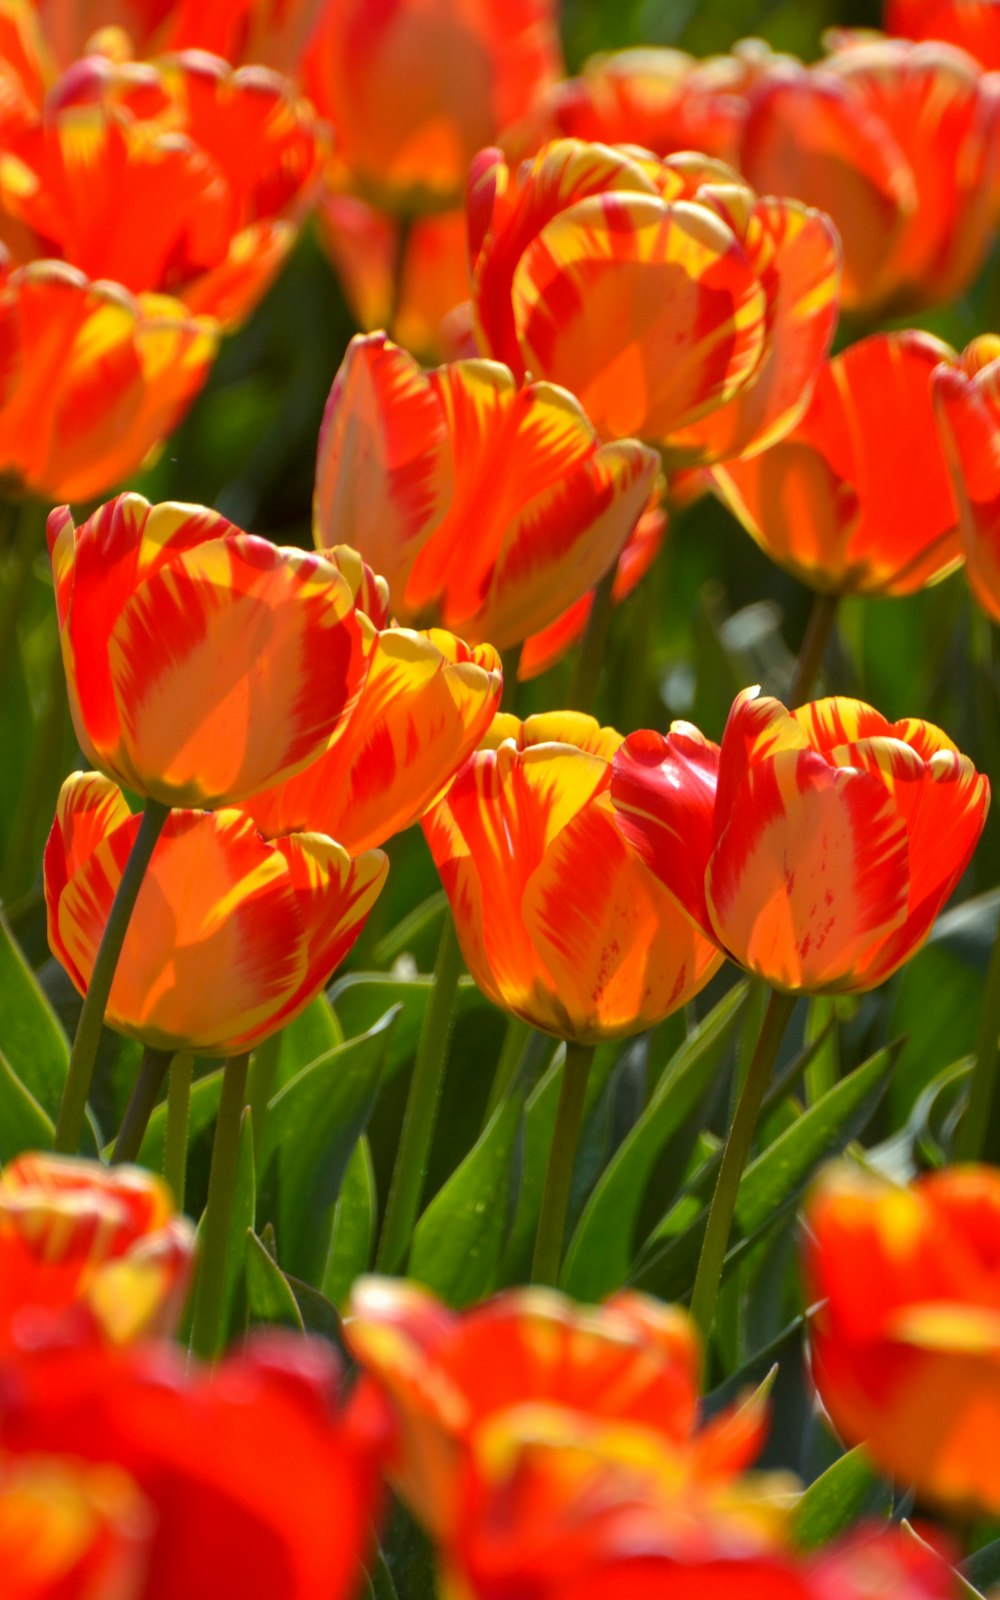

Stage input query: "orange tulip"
[
  {"left": 612, "top": 689, "right": 989, "bottom": 994},
  {"left": 887, "top": 0, "right": 1000, "bottom": 70},
  {"left": 0, "top": 255, "right": 215, "bottom": 501},
  {"left": 804, "top": 1162, "right": 1000, "bottom": 1515},
  {"left": 469, "top": 141, "right": 840, "bottom": 465},
  {"left": 33, "top": 0, "right": 325, "bottom": 75},
  {"left": 314, "top": 333, "right": 659, "bottom": 653},
  {"left": 346, "top": 1276, "right": 770, "bottom": 1543},
  {"left": 0, "top": 47, "right": 326, "bottom": 326},
  {"left": 303, "top": 0, "right": 561, "bottom": 213},
  {"left": 48, "top": 493, "right": 378, "bottom": 808},
  {"left": 44, "top": 770, "right": 387, "bottom": 1054},
  {"left": 740, "top": 35, "right": 1000, "bottom": 316},
  {"left": 933, "top": 334, "right": 1000, "bottom": 621},
  {"left": 0, "top": 1452, "right": 149, "bottom": 1600},
  {"left": 421, "top": 712, "right": 723, "bottom": 1041},
  {"left": 0, "top": 1153, "right": 193, "bottom": 1354},
  {"left": 711, "top": 330, "right": 963, "bottom": 596}
]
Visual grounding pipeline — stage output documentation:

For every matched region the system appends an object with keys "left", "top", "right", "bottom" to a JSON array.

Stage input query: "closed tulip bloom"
[
  {"left": 933, "top": 334, "right": 1000, "bottom": 621},
  {"left": 0, "top": 1453, "right": 150, "bottom": 1600},
  {"left": 0, "top": 1153, "right": 193, "bottom": 1354},
  {"left": 48, "top": 493, "right": 376, "bottom": 808},
  {"left": 740, "top": 36, "right": 1000, "bottom": 317},
  {"left": 712, "top": 330, "right": 963, "bottom": 596},
  {"left": 45, "top": 771, "right": 387, "bottom": 1055},
  {"left": 422, "top": 712, "right": 723, "bottom": 1041},
  {"left": 612, "top": 689, "right": 989, "bottom": 994},
  {"left": 303, "top": 0, "right": 561, "bottom": 213},
  {"left": 887, "top": 0, "right": 1000, "bottom": 70},
  {"left": 803, "top": 1162, "right": 1000, "bottom": 1515},
  {"left": 468, "top": 140, "right": 840, "bottom": 465},
  {"left": 314, "top": 333, "right": 659, "bottom": 653}
]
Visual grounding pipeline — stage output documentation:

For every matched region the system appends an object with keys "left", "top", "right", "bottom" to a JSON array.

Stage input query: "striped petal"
[
  {"left": 887, "top": 0, "right": 1000, "bottom": 68},
  {"left": 934, "top": 356, "right": 1000, "bottom": 621},
  {"left": 44, "top": 771, "right": 132, "bottom": 993},
  {"left": 107, "top": 537, "right": 373, "bottom": 806},
  {"left": 0, "top": 1453, "right": 149, "bottom": 1600},
  {"left": 511, "top": 190, "right": 767, "bottom": 447},
  {"left": 713, "top": 687, "right": 808, "bottom": 850}
]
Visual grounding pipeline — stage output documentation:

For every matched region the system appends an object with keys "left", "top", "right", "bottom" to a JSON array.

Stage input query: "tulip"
[
  {"left": 933, "top": 334, "right": 1000, "bottom": 621},
  {"left": 468, "top": 140, "right": 840, "bottom": 465},
  {"left": 0, "top": 1452, "right": 149, "bottom": 1600},
  {"left": 346, "top": 1276, "right": 770, "bottom": 1542},
  {"left": 712, "top": 330, "right": 963, "bottom": 596},
  {"left": 303, "top": 0, "right": 562, "bottom": 213},
  {"left": 803, "top": 1161, "right": 1000, "bottom": 1515},
  {"left": 0, "top": 1152, "right": 194, "bottom": 1354},
  {"left": 886, "top": 0, "right": 1000, "bottom": 70},
  {"left": 612, "top": 689, "right": 989, "bottom": 994},
  {"left": 740, "top": 35, "right": 1000, "bottom": 317},
  {"left": 35, "top": 0, "right": 325, "bottom": 75},
  {"left": 0, "top": 256, "right": 216, "bottom": 501},
  {"left": 314, "top": 333, "right": 660, "bottom": 654},
  {"left": 422, "top": 711, "right": 723, "bottom": 1041},
  {"left": 45, "top": 770, "right": 387, "bottom": 1055},
  {"left": 48, "top": 493, "right": 376, "bottom": 809},
  {"left": 0, "top": 1333, "right": 386, "bottom": 1600}
]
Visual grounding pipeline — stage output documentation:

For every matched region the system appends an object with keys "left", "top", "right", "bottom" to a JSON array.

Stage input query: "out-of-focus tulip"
[
  {"left": 423, "top": 712, "right": 724, "bottom": 1040},
  {"left": 48, "top": 493, "right": 376, "bottom": 808},
  {"left": 45, "top": 770, "right": 387, "bottom": 1054},
  {"left": 803, "top": 1161, "right": 1000, "bottom": 1515},
  {"left": 0, "top": 255, "right": 215, "bottom": 502},
  {"left": 712, "top": 330, "right": 963, "bottom": 596},
  {"left": 886, "top": 0, "right": 1000, "bottom": 70},
  {"left": 0, "top": 1333, "right": 386, "bottom": 1600},
  {"left": 33, "top": 0, "right": 325, "bottom": 75},
  {"left": 740, "top": 35, "right": 1000, "bottom": 317},
  {"left": 0, "top": 1153, "right": 193, "bottom": 1353},
  {"left": 933, "top": 334, "right": 1000, "bottom": 621},
  {"left": 612, "top": 689, "right": 989, "bottom": 994},
  {"left": 303, "top": 0, "right": 561, "bottom": 213},
  {"left": 346, "top": 1276, "right": 770, "bottom": 1542},
  {"left": 314, "top": 333, "right": 659, "bottom": 653},
  {"left": 0, "top": 1452, "right": 150, "bottom": 1600},
  {"left": 0, "top": 48, "right": 326, "bottom": 326},
  {"left": 469, "top": 141, "right": 840, "bottom": 465}
]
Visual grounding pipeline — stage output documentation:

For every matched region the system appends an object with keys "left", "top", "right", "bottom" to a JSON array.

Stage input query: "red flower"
[{"left": 933, "top": 333, "right": 1000, "bottom": 621}]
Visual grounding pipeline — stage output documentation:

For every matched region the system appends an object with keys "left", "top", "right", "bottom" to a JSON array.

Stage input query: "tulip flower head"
[
  {"left": 45, "top": 771, "right": 387, "bottom": 1055},
  {"left": 612, "top": 690, "right": 989, "bottom": 995},
  {"left": 422, "top": 711, "right": 723, "bottom": 1042},
  {"left": 34, "top": 0, "right": 325, "bottom": 75},
  {"left": 0, "top": 1452, "right": 150, "bottom": 1600},
  {"left": 933, "top": 334, "right": 1000, "bottom": 622},
  {"left": 468, "top": 140, "right": 840, "bottom": 464},
  {"left": 886, "top": 0, "right": 1000, "bottom": 70},
  {"left": 804, "top": 1162, "right": 1000, "bottom": 1516}
]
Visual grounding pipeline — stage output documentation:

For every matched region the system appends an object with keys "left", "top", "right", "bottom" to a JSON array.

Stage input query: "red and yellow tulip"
[
  {"left": 612, "top": 690, "right": 989, "bottom": 994},
  {"left": 33, "top": 0, "right": 325, "bottom": 75},
  {"left": 44, "top": 770, "right": 387, "bottom": 1054},
  {"left": 0, "top": 1451, "right": 149, "bottom": 1600},
  {"left": 886, "top": 0, "right": 1000, "bottom": 70},
  {"left": 933, "top": 334, "right": 1000, "bottom": 622}
]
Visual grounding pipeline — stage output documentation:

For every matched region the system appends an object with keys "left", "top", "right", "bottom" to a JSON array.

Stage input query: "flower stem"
[
  {"left": 483, "top": 1014, "right": 533, "bottom": 1127},
  {"left": 164, "top": 1051, "right": 193, "bottom": 1210},
  {"left": 690, "top": 990, "right": 797, "bottom": 1341},
  {"left": 532, "top": 1039, "right": 594, "bottom": 1286},
  {"left": 955, "top": 908, "right": 1000, "bottom": 1162},
  {"left": 54, "top": 799, "right": 171, "bottom": 1154},
  {"left": 110, "top": 1046, "right": 172, "bottom": 1165},
  {"left": 375, "top": 913, "right": 462, "bottom": 1272},
  {"left": 189, "top": 1051, "right": 250, "bottom": 1361},
  {"left": 569, "top": 568, "right": 616, "bottom": 712},
  {"left": 788, "top": 592, "right": 839, "bottom": 707}
]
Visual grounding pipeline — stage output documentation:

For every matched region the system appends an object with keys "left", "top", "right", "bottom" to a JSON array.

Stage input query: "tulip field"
[{"left": 9, "top": 0, "right": 1000, "bottom": 1594}]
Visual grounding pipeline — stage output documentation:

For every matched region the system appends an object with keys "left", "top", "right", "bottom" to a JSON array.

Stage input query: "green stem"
[
  {"left": 788, "top": 592, "right": 839, "bottom": 707},
  {"left": 532, "top": 1039, "right": 594, "bottom": 1286},
  {"left": 110, "top": 1046, "right": 172, "bottom": 1165},
  {"left": 690, "top": 989, "right": 797, "bottom": 1341},
  {"left": 246, "top": 1030, "right": 282, "bottom": 1162},
  {"left": 375, "top": 913, "right": 463, "bottom": 1272},
  {"left": 568, "top": 568, "right": 616, "bottom": 712},
  {"left": 164, "top": 1050, "right": 193, "bottom": 1210},
  {"left": 189, "top": 1051, "right": 250, "bottom": 1360},
  {"left": 54, "top": 800, "right": 171, "bottom": 1154},
  {"left": 955, "top": 908, "right": 1000, "bottom": 1161},
  {"left": 0, "top": 499, "right": 45, "bottom": 702},
  {"left": 483, "top": 1014, "right": 532, "bottom": 1127}
]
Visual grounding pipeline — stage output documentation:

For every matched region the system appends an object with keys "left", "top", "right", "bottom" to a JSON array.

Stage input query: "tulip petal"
[
  {"left": 610, "top": 725, "right": 721, "bottom": 937},
  {"left": 934, "top": 358, "right": 1000, "bottom": 620},
  {"left": 713, "top": 687, "right": 808, "bottom": 851}
]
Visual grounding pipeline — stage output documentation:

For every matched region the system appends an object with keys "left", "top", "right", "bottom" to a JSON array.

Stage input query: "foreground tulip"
[
  {"left": 468, "top": 140, "right": 840, "bottom": 464},
  {"left": 0, "top": 1333, "right": 385, "bottom": 1600},
  {"left": 422, "top": 712, "right": 723, "bottom": 1040},
  {"left": 48, "top": 493, "right": 375, "bottom": 809},
  {"left": 314, "top": 333, "right": 659, "bottom": 652},
  {"left": 933, "top": 335, "right": 1000, "bottom": 621},
  {"left": 0, "top": 1153, "right": 193, "bottom": 1354},
  {"left": 0, "top": 1452, "right": 149, "bottom": 1600},
  {"left": 740, "top": 35, "right": 1000, "bottom": 316},
  {"left": 0, "top": 256, "right": 215, "bottom": 501},
  {"left": 804, "top": 1162, "right": 1000, "bottom": 1515},
  {"left": 887, "top": 0, "right": 1000, "bottom": 70},
  {"left": 45, "top": 771, "right": 387, "bottom": 1055},
  {"left": 712, "top": 330, "right": 963, "bottom": 596},
  {"left": 612, "top": 689, "right": 989, "bottom": 994}
]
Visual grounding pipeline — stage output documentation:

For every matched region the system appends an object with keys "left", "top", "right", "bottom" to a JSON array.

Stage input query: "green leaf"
[
  {"left": 285, "top": 1273, "right": 345, "bottom": 1349},
  {"left": 963, "top": 1536, "right": 1000, "bottom": 1596},
  {"left": 791, "top": 1447, "right": 891, "bottom": 1552},
  {"left": 260, "top": 1009, "right": 398, "bottom": 1282},
  {"left": 0, "top": 915, "right": 69, "bottom": 1117},
  {"left": 329, "top": 973, "right": 489, "bottom": 1083},
  {"left": 183, "top": 1105, "right": 256, "bottom": 1350},
  {"left": 139, "top": 1066, "right": 223, "bottom": 1172},
  {"left": 409, "top": 1080, "right": 527, "bottom": 1306},
  {"left": 372, "top": 890, "right": 446, "bottom": 966},
  {"left": 322, "top": 1136, "right": 377, "bottom": 1310},
  {"left": 0, "top": 1047, "right": 54, "bottom": 1160},
  {"left": 562, "top": 982, "right": 747, "bottom": 1300},
  {"left": 272, "top": 994, "right": 343, "bottom": 1093},
  {"left": 245, "top": 1229, "right": 305, "bottom": 1332}
]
